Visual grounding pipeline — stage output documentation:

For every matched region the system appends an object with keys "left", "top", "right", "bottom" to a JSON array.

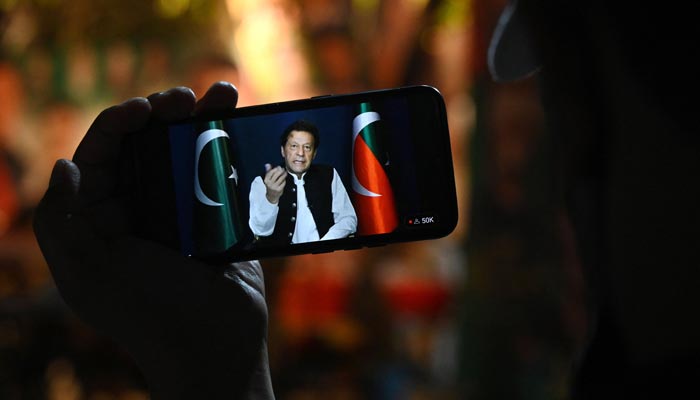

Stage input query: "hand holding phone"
[{"left": 33, "top": 83, "right": 274, "bottom": 399}]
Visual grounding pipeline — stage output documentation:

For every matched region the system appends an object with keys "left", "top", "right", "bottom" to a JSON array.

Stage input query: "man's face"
[{"left": 281, "top": 130, "right": 317, "bottom": 177}]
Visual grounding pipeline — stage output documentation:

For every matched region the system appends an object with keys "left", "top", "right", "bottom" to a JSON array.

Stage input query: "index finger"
[
  {"left": 264, "top": 166, "right": 284, "bottom": 182},
  {"left": 193, "top": 81, "right": 239, "bottom": 116},
  {"left": 74, "top": 88, "right": 197, "bottom": 206},
  {"left": 73, "top": 97, "right": 151, "bottom": 166}
]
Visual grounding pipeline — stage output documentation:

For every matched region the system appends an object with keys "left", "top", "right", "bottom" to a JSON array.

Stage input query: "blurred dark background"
[{"left": 0, "top": 0, "right": 586, "bottom": 398}]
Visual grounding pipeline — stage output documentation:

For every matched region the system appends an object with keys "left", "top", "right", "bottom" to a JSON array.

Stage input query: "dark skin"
[{"left": 33, "top": 82, "right": 275, "bottom": 399}]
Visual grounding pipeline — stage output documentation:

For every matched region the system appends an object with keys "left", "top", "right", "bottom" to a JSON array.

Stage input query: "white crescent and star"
[
  {"left": 229, "top": 165, "right": 238, "bottom": 184},
  {"left": 194, "top": 128, "right": 238, "bottom": 207},
  {"left": 352, "top": 111, "right": 382, "bottom": 198}
]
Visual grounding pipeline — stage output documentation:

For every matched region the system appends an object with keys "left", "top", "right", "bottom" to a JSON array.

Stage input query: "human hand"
[
  {"left": 33, "top": 82, "right": 274, "bottom": 400},
  {"left": 263, "top": 163, "right": 286, "bottom": 204}
]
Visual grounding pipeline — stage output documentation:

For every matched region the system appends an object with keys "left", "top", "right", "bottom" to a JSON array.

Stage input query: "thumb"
[
  {"left": 264, "top": 163, "right": 272, "bottom": 172},
  {"left": 33, "top": 159, "right": 81, "bottom": 250},
  {"left": 43, "top": 159, "right": 80, "bottom": 210}
]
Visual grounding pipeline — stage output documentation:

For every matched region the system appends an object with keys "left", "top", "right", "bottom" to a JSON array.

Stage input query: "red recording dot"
[{"left": 408, "top": 219, "right": 413, "bottom": 224}]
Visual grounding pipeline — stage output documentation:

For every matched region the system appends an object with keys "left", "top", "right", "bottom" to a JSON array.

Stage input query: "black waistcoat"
[{"left": 264, "top": 164, "right": 335, "bottom": 244}]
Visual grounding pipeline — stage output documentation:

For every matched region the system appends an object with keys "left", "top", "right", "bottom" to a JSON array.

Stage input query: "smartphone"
[{"left": 132, "top": 85, "right": 457, "bottom": 263}]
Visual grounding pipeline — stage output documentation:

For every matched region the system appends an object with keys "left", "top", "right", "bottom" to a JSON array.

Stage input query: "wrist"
[{"left": 142, "top": 341, "right": 274, "bottom": 400}]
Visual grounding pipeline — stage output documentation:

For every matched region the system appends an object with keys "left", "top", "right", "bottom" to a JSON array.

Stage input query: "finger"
[
  {"left": 34, "top": 160, "right": 102, "bottom": 287},
  {"left": 272, "top": 176, "right": 287, "bottom": 190},
  {"left": 277, "top": 179, "right": 287, "bottom": 192},
  {"left": 71, "top": 98, "right": 151, "bottom": 207},
  {"left": 264, "top": 163, "right": 272, "bottom": 172},
  {"left": 193, "top": 81, "right": 239, "bottom": 116},
  {"left": 147, "top": 86, "right": 197, "bottom": 123},
  {"left": 75, "top": 89, "right": 195, "bottom": 207},
  {"left": 263, "top": 167, "right": 279, "bottom": 182},
  {"left": 264, "top": 168, "right": 284, "bottom": 186},
  {"left": 272, "top": 166, "right": 286, "bottom": 178},
  {"left": 267, "top": 179, "right": 285, "bottom": 193},
  {"left": 272, "top": 167, "right": 288, "bottom": 185},
  {"left": 270, "top": 182, "right": 286, "bottom": 194},
  {"left": 34, "top": 159, "right": 80, "bottom": 232},
  {"left": 73, "top": 97, "right": 151, "bottom": 166}
]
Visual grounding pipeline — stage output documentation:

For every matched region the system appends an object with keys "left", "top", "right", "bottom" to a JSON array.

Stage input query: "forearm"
[
  {"left": 322, "top": 170, "right": 357, "bottom": 240},
  {"left": 249, "top": 211, "right": 277, "bottom": 236},
  {"left": 138, "top": 259, "right": 274, "bottom": 400},
  {"left": 144, "top": 342, "right": 274, "bottom": 400},
  {"left": 321, "top": 215, "right": 357, "bottom": 240}
]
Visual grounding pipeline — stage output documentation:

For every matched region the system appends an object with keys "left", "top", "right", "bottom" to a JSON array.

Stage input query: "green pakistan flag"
[{"left": 193, "top": 121, "right": 243, "bottom": 256}]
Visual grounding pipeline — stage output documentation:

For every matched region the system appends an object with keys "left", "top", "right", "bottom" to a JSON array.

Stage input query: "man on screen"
[{"left": 249, "top": 119, "right": 357, "bottom": 244}]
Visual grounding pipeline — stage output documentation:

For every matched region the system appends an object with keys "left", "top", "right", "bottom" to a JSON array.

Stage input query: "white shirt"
[{"left": 248, "top": 168, "right": 357, "bottom": 243}]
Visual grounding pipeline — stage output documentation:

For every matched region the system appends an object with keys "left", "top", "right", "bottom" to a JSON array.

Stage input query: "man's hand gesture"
[{"left": 263, "top": 163, "right": 287, "bottom": 204}]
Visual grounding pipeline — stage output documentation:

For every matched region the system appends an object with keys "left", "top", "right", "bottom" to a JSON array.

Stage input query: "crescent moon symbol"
[
  {"left": 195, "top": 128, "right": 230, "bottom": 207},
  {"left": 352, "top": 112, "right": 381, "bottom": 197}
]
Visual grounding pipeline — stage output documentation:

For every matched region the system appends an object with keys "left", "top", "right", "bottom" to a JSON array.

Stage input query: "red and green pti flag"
[
  {"left": 193, "top": 120, "right": 243, "bottom": 256},
  {"left": 352, "top": 103, "right": 398, "bottom": 235}
]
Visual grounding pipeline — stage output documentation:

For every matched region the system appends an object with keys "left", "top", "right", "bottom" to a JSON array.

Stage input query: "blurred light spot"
[
  {"left": 189, "top": 0, "right": 212, "bottom": 21},
  {"left": 231, "top": 2, "right": 311, "bottom": 101},
  {"left": 436, "top": 0, "right": 471, "bottom": 27},
  {"left": 155, "top": 0, "right": 190, "bottom": 18},
  {"left": 409, "top": 0, "right": 430, "bottom": 8},
  {"left": 225, "top": 0, "right": 258, "bottom": 19},
  {"left": 46, "top": 358, "right": 82, "bottom": 400},
  {"left": 34, "top": 0, "right": 61, "bottom": 8},
  {"left": 352, "top": 0, "right": 378, "bottom": 13},
  {"left": 0, "top": 0, "right": 19, "bottom": 12},
  {"left": 1, "top": 7, "right": 37, "bottom": 51}
]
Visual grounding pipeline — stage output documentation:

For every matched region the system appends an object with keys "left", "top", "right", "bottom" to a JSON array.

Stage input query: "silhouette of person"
[{"left": 489, "top": 1, "right": 700, "bottom": 398}]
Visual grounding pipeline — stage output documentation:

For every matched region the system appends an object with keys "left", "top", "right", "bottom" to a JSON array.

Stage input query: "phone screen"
[{"left": 159, "top": 86, "right": 456, "bottom": 262}]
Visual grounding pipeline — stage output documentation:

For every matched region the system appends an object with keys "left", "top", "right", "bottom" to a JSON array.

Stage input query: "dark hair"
[{"left": 280, "top": 119, "right": 320, "bottom": 149}]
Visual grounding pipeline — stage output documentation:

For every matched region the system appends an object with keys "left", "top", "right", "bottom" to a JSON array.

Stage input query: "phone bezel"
[{"left": 141, "top": 85, "right": 458, "bottom": 263}]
